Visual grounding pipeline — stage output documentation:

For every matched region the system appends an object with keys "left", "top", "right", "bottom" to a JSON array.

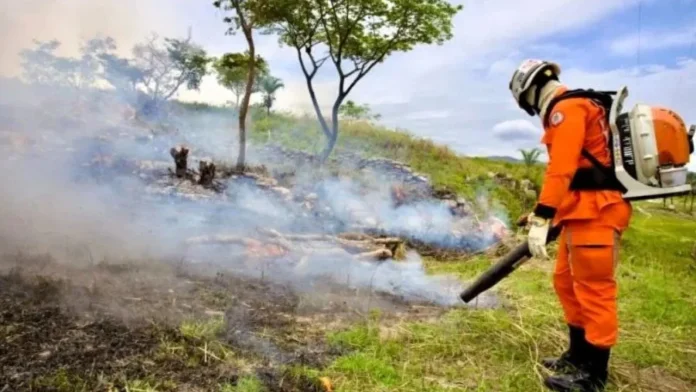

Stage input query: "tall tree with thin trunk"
[
  {"left": 214, "top": 0, "right": 261, "bottom": 171},
  {"left": 253, "top": 0, "right": 462, "bottom": 162},
  {"left": 212, "top": 52, "right": 268, "bottom": 109}
]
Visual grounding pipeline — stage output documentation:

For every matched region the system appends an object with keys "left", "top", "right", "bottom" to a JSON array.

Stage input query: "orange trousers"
[{"left": 552, "top": 201, "right": 632, "bottom": 348}]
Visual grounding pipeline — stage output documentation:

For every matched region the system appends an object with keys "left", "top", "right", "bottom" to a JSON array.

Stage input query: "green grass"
[
  {"left": 319, "top": 207, "right": 696, "bottom": 391},
  {"left": 219, "top": 375, "right": 266, "bottom": 392}
]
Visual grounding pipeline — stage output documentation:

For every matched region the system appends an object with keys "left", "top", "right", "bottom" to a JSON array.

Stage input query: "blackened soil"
[{"left": 0, "top": 273, "right": 242, "bottom": 391}]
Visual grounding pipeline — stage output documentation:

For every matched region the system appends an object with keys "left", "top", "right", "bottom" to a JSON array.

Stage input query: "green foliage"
[
  {"left": 32, "top": 369, "right": 89, "bottom": 391},
  {"left": 519, "top": 147, "right": 543, "bottom": 167},
  {"left": 130, "top": 33, "right": 211, "bottom": 103},
  {"left": 213, "top": 0, "right": 260, "bottom": 35},
  {"left": 252, "top": 0, "right": 463, "bottom": 160},
  {"left": 179, "top": 317, "right": 225, "bottom": 341},
  {"left": 219, "top": 376, "right": 266, "bottom": 392},
  {"left": 19, "top": 38, "right": 115, "bottom": 89},
  {"left": 212, "top": 52, "right": 269, "bottom": 108},
  {"left": 258, "top": 74, "right": 285, "bottom": 114},
  {"left": 18, "top": 33, "right": 210, "bottom": 107},
  {"left": 339, "top": 100, "right": 381, "bottom": 121}
]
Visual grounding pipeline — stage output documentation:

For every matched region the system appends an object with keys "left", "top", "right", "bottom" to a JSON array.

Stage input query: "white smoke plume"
[{"left": 0, "top": 42, "right": 503, "bottom": 309}]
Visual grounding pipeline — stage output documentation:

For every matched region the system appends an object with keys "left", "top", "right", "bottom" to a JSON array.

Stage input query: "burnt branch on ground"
[{"left": 186, "top": 228, "right": 406, "bottom": 262}]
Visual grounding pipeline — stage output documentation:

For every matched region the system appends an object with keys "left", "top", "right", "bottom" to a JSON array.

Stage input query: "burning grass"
[{"left": 0, "top": 249, "right": 449, "bottom": 392}]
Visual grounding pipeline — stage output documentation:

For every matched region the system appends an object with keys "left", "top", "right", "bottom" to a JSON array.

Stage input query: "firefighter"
[{"left": 508, "top": 59, "right": 633, "bottom": 392}]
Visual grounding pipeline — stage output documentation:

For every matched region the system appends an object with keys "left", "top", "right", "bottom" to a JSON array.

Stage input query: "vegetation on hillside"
[
  {"left": 8, "top": 0, "right": 696, "bottom": 390},
  {"left": 247, "top": 0, "right": 463, "bottom": 161}
]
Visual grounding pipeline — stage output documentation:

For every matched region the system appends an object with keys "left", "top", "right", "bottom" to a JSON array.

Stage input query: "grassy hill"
[
  {"left": 172, "top": 103, "right": 695, "bottom": 391},
  {"left": 173, "top": 102, "right": 548, "bottom": 223}
]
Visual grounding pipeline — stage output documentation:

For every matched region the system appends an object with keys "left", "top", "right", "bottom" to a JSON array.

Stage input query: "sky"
[{"left": 1, "top": 0, "right": 695, "bottom": 169}]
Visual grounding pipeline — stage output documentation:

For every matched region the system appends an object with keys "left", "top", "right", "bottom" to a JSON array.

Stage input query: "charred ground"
[{"left": 0, "top": 249, "right": 448, "bottom": 392}]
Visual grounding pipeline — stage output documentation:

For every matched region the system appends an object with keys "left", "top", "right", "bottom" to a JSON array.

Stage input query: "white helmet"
[{"left": 509, "top": 59, "right": 561, "bottom": 116}]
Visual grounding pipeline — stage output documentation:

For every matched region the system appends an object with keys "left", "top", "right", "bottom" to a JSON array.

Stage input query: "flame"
[{"left": 244, "top": 239, "right": 288, "bottom": 259}]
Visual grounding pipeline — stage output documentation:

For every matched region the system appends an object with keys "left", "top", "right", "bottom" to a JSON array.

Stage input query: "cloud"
[
  {"left": 492, "top": 120, "right": 541, "bottom": 141},
  {"left": 608, "top": 25, "right": 696, "bottom": 56},
  {"left": 3, "top": 0, "right": 695, "bottom": 175}
]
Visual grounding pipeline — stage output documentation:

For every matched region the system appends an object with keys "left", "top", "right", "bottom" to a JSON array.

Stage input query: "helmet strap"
[
  {"left": 530, "top": 67, "right": 559, "bottom": 115},
  {"left": 533, "top": 84, "right": 543, "bottom": 114}
]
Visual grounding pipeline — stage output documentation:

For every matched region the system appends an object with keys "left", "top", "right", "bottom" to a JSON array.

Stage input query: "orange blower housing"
[
  {"left": 651, "top": 107, "right": 691, "bottom": 167},
  {"left": 622, "top": 103, "right": 693, "bottom": 189}
]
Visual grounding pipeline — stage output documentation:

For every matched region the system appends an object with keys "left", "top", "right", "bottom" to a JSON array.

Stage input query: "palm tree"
[
  {"left": 519, "top": 148, "right": 543, "bottom": 168},
  {"left": 259, "top": 75, "right": 284, "bottom": 115}
]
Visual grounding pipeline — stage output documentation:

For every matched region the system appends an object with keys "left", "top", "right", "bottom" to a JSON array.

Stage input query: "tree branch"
[
  {"left": 296, "top": 46, "right": 332, "bottom": 139},
  {"left": 342, "top": 10, "right": 414, "bottom": 97}
]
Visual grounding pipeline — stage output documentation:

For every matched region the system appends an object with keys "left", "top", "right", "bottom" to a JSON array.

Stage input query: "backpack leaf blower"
[{"left": 543, "top": 85, "right": 695, "bottom": 201}]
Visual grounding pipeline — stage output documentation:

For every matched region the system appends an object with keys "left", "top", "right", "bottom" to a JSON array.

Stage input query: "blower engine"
[{"left": 609, "top": 85, "right": 694, "bottom": 200}]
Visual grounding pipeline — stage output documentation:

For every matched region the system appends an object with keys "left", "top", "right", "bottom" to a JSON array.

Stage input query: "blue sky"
[{"left": 1, "top": 0, "right": 695, "bottom": 168}]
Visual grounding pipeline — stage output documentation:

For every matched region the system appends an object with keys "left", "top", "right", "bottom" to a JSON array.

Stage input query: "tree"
[
  {"left": 98, "top": 51, "right": 145, "bottom": 100},
  {"left": 214, "top": 0, "right": 263, "bottom": 171},
  {"left": 258, "top": 74, "right": 285, "bottom": 115},
  {"left": 19, "top": 39, "right": 111, "bottom": 89},
  {"left": 339, "top": 100, "right": 380, "bottom": 121},
  {"left": 519, "top": 148, "right": 543, "bottom": 167},
  {"left": 254, "top": 0, "right": 462, "bottom": 162},
  {"left": 128, "top": 32, "right": 211, "bottom": 115},
  {"left": 212, "top": 51, "right": 268, "bottom": 109}
]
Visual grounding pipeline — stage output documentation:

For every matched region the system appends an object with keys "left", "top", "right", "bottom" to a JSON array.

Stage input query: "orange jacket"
[{"left": 533, "top": 86, "right": 629, "bottom": 227}]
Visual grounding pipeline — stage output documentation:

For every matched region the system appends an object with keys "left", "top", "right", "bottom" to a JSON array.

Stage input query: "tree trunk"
[
  {"left": 319, "top": 95, "right": 346, "bottom": 163},
  {"left": 198, "top": 160, "right": 216, "bottom": 187},
  {"left": 320, "top": 131, "right": 338, "bottom": 163},
  {"left": 300, "top": 69, "right": 333, "bottom": 148},
  {"left": 169, "top": 146, "right": 189, "bottom": 177},
  {"left": 237, "top": 26, "right": 256, "bottom": 172}
]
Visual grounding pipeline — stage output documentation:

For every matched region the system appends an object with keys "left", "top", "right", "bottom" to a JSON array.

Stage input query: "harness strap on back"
[{"left": 542, "top": 88, "right": 626, "bottom": 193}]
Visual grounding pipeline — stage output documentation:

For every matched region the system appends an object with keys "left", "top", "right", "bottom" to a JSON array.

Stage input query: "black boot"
[
  {"left": 543, "top": 342, "right": 610, "bottom": 392},
  {"left": 541, "top": 325, "right": 586, "bottom": 372}
]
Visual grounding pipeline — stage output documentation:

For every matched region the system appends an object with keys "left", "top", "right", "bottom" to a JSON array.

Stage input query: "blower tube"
[{"left": 459, "top": 225, "right": 562, "bottom": 303}]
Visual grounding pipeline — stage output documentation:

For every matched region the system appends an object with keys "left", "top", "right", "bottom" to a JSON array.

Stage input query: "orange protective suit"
[{"left": 533, "top": 86, "right": 633, "bottom": 348}]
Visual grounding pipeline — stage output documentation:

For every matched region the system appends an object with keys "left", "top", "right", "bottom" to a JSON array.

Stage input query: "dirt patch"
[
  {"left": 0, "top": 271, "right": 243, "bottom": 391},
  {"left": 0, "top": 252, "right": 445, "bottom": 391}
]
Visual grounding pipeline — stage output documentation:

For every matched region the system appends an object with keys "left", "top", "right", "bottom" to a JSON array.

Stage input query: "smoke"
[{"left": 0, "top": 62, "right": 505, "bottom": 310}]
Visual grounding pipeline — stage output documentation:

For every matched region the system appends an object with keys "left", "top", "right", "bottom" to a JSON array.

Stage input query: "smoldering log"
[
  {"left": 255, "top": 228, "right": 407, "bottom": 259},
  {"left": 170, "top": 145, "right": 189, "bottom": 177},
  {"left": 258, "top": 228, "right": 403, "bottom": 247},
  {"left": 334, "top": 238, "right": 386, "bottom": 253},
  {"left": 259, "top": 230, "right": 332, "bottom": 242},
  {"left": 185, "top": 234, "right": 258, "bottom": 246},
  {"left": 371, "top": 237, "right": 403, "bottom": 246},
  {"left": 198, "top": 160, "right": 216, "bottom": 187},
  {"left": 354, "top": 248, "right": 392, "bottom": 261},
  {"left": 303, "top": 247, "right": 393, "bottom": 261},
  {"left": 185, "top": 232, "right": 396, "bottom": 261},
  {"left": 337, "top": 232, "right": 372, "bottom": 241}
]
